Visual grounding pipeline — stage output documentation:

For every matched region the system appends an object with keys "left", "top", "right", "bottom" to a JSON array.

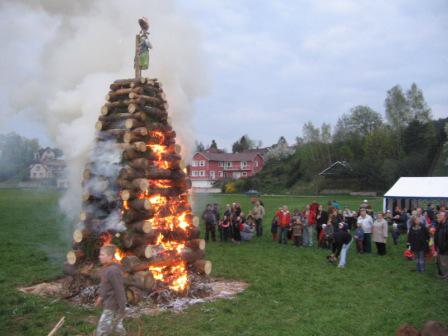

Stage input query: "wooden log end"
[{"left": 193, "top": 260, "right": 212, "bottom": 275}]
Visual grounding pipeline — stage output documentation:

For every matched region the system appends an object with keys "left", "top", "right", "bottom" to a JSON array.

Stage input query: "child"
[
  {"left": 392, "top": 222, "right": 400, "bottom": 245},
  {"left": 271, "top": 208, "right": 281, "bottom": 241},
  {"left": 354, "top": 222, "right": 364, "bottom": 253},
  {"left": 291, "top": 217, "right": 304, "bottom": 247},
  {"left": 221, "top": 215, "right": 232, "bottom": 242},
  {"left": 95, "top": 244, "right": 127, "bottom": 336},
  {"left": 324, "top": 222, "right": 334, "bottom": 250}
]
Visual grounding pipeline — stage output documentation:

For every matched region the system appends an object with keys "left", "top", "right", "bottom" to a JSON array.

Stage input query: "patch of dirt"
[{"left": 18, "top": 277, "right": 248, "bottom": 318}]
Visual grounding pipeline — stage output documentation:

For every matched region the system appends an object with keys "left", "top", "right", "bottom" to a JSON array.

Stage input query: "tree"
[
  {"left": 195, "top": 141, "right": 205, "bottom": 152},
  {"left": 302, "top": 122, "right": 320, "bottom": 143},
  {"left": 209, "top": 140, "right": 218, "bottom": 149},
  {"left": 232, "top": 135, "right": 255, "bottom": 153},
  {"left": 265, "top": 136, "right": 294, "bottom": 160},
  {"left": 0, "top": 133, "right": 40, "bottom": 181},
  {"left": 385, "top": 85, "right": 412, "bottom": 129},
  {"left": 334, "top": 105, "right": 383, "bottom": 140},
  {"left": 406, "top": 83, "right": 432, "bottom": 123}
]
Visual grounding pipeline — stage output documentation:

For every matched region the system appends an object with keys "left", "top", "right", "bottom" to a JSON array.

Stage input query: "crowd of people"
[
  {"left": 201, "top": 198, "right": 448, "bottom": 277},
  {"left": 201, "top": 199, "right": 265, "bottom": 244}
]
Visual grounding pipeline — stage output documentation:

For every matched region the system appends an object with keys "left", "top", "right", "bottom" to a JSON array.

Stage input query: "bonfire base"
[{"left": 19, "top": 277, "right": 248, "bottom": 317}]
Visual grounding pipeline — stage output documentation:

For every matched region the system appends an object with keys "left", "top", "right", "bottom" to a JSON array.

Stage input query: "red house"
[{"left": 189, "top": 151, "right": 265, "bottom": 188}]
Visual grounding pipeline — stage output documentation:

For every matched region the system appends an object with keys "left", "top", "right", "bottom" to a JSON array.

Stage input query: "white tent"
[{"left": 383, "top": 177, "right": 448, "bottom": 211}]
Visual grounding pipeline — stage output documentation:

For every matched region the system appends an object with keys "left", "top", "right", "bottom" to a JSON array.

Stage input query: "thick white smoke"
[{"left": 0, "top": 0, "right": 208, "bottom": 219}]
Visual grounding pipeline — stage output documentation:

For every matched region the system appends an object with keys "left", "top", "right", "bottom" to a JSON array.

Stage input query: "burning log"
[
  {"left": 66, "top": 250, "right": 85, "bottom": 265},
  {"left": 128, "top": 248, "right": 205, "bottom": 272},
  {"left": 192, "top": 260, "right": 212, "bottom": 275},
  {"left": 125, "top": 286, "right": 144, "bottom": 305},
  {"left": 122, "top": 208, "right": 154, "bottom": 223},
  {"left": 186, "top": 239, "right": 206, "bottom": 251},
  {"left": 123, "top": 128, "right": 149, "bottom": 143},
  {"left": 116, "top": 178, "right": 149, "bottom": 192},
  {"left": 123, "top": 271, "right": 155, "bottom": 290},
  {"left": 127, "top": 220, "right": 153, "bottom": 234}
]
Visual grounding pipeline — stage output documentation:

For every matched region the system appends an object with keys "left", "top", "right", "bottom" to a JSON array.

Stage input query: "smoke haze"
[{"left": 0, "top": 0, "right": 208, "bottom": 219}]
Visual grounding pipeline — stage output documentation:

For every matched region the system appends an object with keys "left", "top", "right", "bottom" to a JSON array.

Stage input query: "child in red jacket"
[{"left": 278, "top": 205, "right": 291, "bottom": 244}]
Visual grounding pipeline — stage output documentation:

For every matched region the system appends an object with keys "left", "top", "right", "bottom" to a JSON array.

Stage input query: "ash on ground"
[{"left": 19, "top": 276, "right": 248, "bottom": 317}]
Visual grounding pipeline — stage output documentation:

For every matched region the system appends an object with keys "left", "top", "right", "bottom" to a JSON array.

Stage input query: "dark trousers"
[
  {"left": 375, "top": 242, "right": 386, "bottom": 256},
  {"left": 392, "top": 231, "right": 399, "bottom": 245},
  {"left": 205, "top": 223, "right": 216, "bottom": 241},
  {"left": 278, "top": 227, "right": 288, "bottom": 244},
  {"left": 222, "top": 227, "right": 231, "bottom": 241},
  {"left": 355, "top": 239, "right": 363, "bottom": 253},
  {"left": 363, "top": 233, "right": 372, "bottom": 253},
  {"left": 293, "top": 235, "right": 302, "bottom": 246},
  {"left": 255, "top": 218, "right": 263, "bottom": 237}
]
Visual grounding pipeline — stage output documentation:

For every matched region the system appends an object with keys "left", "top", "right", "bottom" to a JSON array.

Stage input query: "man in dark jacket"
[
  {"left": 435, "top": 211, "right": 448, "bottom": 278},
  {"left": 202, "top": 204, "right": 217, "bottom": 241}
]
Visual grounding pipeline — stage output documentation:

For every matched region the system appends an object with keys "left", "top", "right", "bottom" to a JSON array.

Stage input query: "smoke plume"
[{"left": 0, "top": 0, "right": 208, "bottom": 219}]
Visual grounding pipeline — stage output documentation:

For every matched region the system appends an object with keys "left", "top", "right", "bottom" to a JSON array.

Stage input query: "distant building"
[
  {"left": 30, "top": 147, "right": 68, "bottom": 188},
  {"left": 189, "top": 151, "right": 265, "bottom": 188}
]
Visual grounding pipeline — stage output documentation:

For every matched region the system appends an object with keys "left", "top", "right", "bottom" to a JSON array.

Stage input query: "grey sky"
[{"left": 1, "top": 0, "right": 447, "bottom": 151}]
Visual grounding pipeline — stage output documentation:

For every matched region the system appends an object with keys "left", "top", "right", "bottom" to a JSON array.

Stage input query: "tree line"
[{"left": 220, "top": 83, "right": 447, "bottom": 193}]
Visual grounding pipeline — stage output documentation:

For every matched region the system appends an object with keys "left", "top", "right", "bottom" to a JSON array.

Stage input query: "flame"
[
  {"left": 114, "top": 249, "right": 125, "bottom": 262},
  {"left": 138, "top": 133, "right": 193, "bottom": 292}
]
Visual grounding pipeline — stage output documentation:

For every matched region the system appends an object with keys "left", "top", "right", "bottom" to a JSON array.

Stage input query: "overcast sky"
[{"left": 1, "top": 0, "right": 447, "bottom": 151}]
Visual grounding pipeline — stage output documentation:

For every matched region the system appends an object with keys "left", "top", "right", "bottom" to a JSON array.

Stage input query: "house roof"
[
  {"left": 319, "top": 161, "right": 352, "bottom": 176},
  {"left": 384, "top": 177, "right": 448, "bottom": 199},
  {"left": 196, "top": 151, "right": 264, "bottom": 162}
]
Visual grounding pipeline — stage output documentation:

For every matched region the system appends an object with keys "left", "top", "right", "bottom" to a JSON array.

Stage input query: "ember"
[{"left": 64, "top": 76, "right": 211, "bottom": 305}]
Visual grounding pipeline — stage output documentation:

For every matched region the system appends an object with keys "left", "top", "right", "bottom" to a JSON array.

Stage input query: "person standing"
[
  {"left": 202, "top": 204, "right": 217, "bottom": 242},
  {"left": 407, "top": 216, "right": 429, "bottom": 272},
  {"left": 252, "top": 200, "right": 265, "bottom": 237},
  {"left": 435, "top": 211, "right": 448, "bottom": 279},
  {"left": 278, "top": 205, "right": 291, "bottom": 245},
  {"left": 332, "top": 222, "right": 352, "bottom": 268},
  {"left": 316, "top": 204, "right": 328, "bottom": 245},
  {"left": 95, "top": 245, "right": 127, "bottom": 336},
  {"left": 372, "top": 213, "right": 388, "bottom": 256},
  {"left": 357, "top": 209, "right": 373, "bottom": 253}
]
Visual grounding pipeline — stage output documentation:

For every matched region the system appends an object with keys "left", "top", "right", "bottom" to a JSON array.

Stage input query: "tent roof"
[{"left": 384, "top": 177, "right": 448, "bottom": 199}]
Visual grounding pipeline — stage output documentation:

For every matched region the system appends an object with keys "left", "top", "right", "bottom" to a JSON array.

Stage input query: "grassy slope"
[{"left": 0, "top": 190, "right": 447, "bottom": 335}]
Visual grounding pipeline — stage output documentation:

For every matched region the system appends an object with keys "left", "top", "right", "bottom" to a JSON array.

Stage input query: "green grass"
[{"left": 0, "top": 189, "right": 447, "bottom": 335}]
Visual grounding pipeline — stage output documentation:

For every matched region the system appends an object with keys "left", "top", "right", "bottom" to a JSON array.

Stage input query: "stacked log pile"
[{"left": 63, "top": 77, "right": 211, "bottom": 303}]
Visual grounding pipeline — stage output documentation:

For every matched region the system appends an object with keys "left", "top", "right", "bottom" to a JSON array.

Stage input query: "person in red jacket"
[{"left": 278, "top": 205, "right": 291, "bottom": 244}]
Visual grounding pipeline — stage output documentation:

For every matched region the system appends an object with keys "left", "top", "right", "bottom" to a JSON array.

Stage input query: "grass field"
[{"left": 0, "top": 189, "right": 447, "bottom": 335}]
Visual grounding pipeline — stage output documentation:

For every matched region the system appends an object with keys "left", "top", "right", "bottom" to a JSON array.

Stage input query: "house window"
[
  {"left": 192, "top": 161, "right": 198, "bottom": 167},
  {"left": 192, "top": 171, "right": 198, "bottom": 177},
  {"left": 233, "top": 172, "right": 241, "bottom": 179},
  {"left": 210, "top": 171, "right": 216, "bottom": 179},
  {"left": 255, "top": 160, "right": 259, "bottom": 167},
  {"left": 199, "top": 170, "right": 205, "bottom": 177},
  {"left": 240, "top": 161, "right": 248, "bottom": 169},
  {"left": 224, "top": 161, "right": 232, "bottom": 168},
  {"left": 199, "top": 160, "right": 206, "bottom": 167},
  {"left": 242, "top": 172, "right": 247, "bottom": 176},
  {"left": 218, "top": 161, "right": 224, "bottom": 167},
  {"left": 218, "top": 171, "right": 223, "bottom": 177}
]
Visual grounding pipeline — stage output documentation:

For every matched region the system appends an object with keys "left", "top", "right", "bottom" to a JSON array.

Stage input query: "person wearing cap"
[{"left": 357, "top": 208, "right": 373, "bottom": 253}]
